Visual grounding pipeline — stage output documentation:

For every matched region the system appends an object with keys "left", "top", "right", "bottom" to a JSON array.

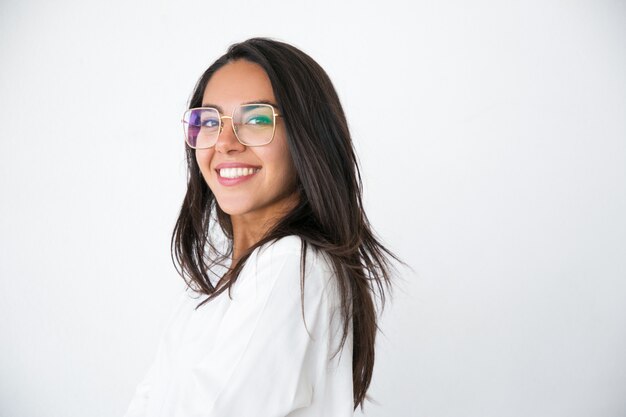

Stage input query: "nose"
[{"left": 215, "top": 116, "right": 246, "bottom": 154}]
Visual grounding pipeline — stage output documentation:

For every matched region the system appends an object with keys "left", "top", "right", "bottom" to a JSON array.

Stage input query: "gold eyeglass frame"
[{"left": 181, "top": 103, "right": 282, "bottom": 149}]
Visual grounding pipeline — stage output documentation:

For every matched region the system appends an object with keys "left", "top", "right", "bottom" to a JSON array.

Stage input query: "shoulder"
[
  {"left": 243, "top": 235, "right": 336, "bottom": 294},
  {"left": 253, "top": 235, "right": 333, "bottom": 274},
  {"left": 257, "top": 235, "right": 303, "bottom": 257}
]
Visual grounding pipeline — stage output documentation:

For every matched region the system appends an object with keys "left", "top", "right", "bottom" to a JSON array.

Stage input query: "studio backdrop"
[{"left": 1, "top": 1, "right": 625, "bottom": 416}]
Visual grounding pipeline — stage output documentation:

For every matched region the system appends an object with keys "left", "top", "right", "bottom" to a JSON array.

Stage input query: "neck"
[{"left": 229, "top": 191, "right": 299, "bottom": 264}]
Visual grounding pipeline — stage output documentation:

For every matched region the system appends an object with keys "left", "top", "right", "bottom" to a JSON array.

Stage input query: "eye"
[
  {"left": 200, "top": 118, "right": 219, "bottom": 128},
  {"left": 245, "top": 115, "right": 272, "bottom": 126}
]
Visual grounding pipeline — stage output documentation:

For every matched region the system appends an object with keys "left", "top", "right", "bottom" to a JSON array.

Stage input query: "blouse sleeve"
[
  {"left": 175, "top": 236, "right": 354, "bottom": 417},
  {"left": 123, "top": 289, "right": 192, "bottom": 417},
  {"left": 123, "top": 356, "right": 156, "bottom": 417}
]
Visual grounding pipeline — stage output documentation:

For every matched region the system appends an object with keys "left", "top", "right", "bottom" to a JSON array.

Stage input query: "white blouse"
[{"left": 123, "top": 236, "right": 354, "bottom": 417}]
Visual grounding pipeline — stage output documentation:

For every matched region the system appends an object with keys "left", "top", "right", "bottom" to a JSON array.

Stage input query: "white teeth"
[{"left": 219, "top": 167, "right": 260, "bottom": 179}]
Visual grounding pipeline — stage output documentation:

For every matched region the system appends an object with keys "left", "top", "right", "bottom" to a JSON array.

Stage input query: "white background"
[{"left": 1, "top": 1, "right": 625, "bottom": 416}]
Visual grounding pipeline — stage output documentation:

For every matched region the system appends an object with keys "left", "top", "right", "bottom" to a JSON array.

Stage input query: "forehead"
[{"left": 202, "top": 60, "right": 276, "bottom": 111}]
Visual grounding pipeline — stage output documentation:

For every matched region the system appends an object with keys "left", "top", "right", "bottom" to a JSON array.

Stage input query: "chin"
[{"left": 214, "top": 199, "right": 252, "bottom": 217}]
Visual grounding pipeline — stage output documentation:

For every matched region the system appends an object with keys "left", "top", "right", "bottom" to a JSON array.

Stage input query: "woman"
[{"left": 124, "top": 38, "right": 398, "bottom": 416}]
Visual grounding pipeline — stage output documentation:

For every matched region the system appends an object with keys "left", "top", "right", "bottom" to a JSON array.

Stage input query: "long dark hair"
[{"left": 171, "top": 37, "right": 400, "bottom": 411}]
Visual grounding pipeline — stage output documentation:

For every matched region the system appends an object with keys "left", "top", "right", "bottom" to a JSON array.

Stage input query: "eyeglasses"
[{"left": 182, "top": 103, "right": 282, "bottom": 149}]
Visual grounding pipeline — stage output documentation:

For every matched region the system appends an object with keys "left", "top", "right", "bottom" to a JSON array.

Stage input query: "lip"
[
  {"left": 214, "top": 162, "right": 261, "bottom": 187},
  {"left": 215, "top": 162, "right": 261, "bottom": 170}
]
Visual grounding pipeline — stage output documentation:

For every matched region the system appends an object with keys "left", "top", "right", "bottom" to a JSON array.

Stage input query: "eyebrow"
[{"left": 200, "top": 99, "right": 279, "bottom": 112}]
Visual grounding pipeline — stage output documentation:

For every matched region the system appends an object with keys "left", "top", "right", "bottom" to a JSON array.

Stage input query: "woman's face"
[{"left": 196, "top": 59, "right": 298, "bottom": 221}]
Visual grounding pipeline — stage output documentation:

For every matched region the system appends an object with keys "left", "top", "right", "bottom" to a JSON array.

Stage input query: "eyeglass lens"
[{"left": 183, "top": 104, "right": 276, "bottom": 148}]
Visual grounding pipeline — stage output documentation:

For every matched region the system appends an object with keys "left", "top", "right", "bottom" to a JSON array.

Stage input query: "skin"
[{"left": 196, "top": 60, "right": 299, "bottom": 264}]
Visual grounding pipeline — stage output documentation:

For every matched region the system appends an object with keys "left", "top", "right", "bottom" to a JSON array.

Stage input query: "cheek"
[
  {"left": 195, "top": 150, "right": 215, "bottom": 181},
  {"left": 264, "top": 146, "right": 297, "bottom": 189},
  {"left": 278, "top": 142, "right": 297, "bottom": 180}
]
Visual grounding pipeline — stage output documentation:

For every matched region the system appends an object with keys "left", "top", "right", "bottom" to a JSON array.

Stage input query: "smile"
[{"left": 218, "top": 167, "right": 261, "bottom": 179}]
